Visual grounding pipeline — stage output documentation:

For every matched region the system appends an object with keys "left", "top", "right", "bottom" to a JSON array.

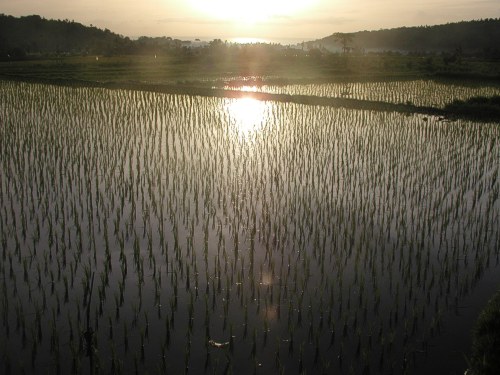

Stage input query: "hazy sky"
[{"left": 1, "top": 0, "right": 499, "bottom": 40}]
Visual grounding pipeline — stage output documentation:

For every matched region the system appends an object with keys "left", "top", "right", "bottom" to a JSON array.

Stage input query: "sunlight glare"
[
  {"left": 240, "top": 85, "right": 259, "bottom": 92},
  {"left": 190, "top": 0, "right": 315, "bottom": 24},
  {"left": 227, "top": 97, "right": 267, "bottom": 136}
]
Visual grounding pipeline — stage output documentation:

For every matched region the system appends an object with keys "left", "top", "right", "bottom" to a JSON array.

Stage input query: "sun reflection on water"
[
  {"left": 226, "top": 97, "right": 267, "bottom": 136},
  {"left": 240, "top": 85, "right": 259, "bottom": 92}
]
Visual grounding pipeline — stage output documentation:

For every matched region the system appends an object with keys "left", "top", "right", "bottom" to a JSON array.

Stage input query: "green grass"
[
  {"left": 1, "top": 53, "right": 499, "bottom": 86},
  {"left": 444, "top": 96, "right": 500, "bottom": 121},
  {"left": 468, "top": 290, "right": 500, "bottom": 375}
]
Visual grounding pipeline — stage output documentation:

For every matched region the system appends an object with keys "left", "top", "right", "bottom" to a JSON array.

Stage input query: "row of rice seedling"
[
  {"left": 222, "top": 80, "right": 500, "bottom": 108},
  {"left": 0, "top": 79, "right": 499, "bottom": 374}
]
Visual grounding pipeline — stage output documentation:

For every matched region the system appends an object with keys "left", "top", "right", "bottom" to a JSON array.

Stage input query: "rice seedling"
[
  {"left": 223, "top": 79, "right": 500, "bottom": 109},
  {"left": 0, "top": 79, "right": 498, "bottom": 374}
]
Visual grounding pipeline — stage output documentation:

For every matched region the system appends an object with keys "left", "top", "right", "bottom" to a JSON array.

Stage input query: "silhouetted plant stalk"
[{"left": 0, "top": 80, "right": 498, "bottom": 373}]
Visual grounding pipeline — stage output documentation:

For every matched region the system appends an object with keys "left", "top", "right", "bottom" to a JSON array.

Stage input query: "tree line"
[
  {"left": 316, "top": 19, "right": 500, "bottom": 58},
  {"left": 1, "top": 14, "right": 499, "bottom": 61},
  {"left": 0, "top": 14, "right": 196, "bottom": 59}
]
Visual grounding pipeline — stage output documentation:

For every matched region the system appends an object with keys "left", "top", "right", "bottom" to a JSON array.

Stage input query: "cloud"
[
  {"left": 155, "top": 14, "right": 354, "bottom": 29},
  {"left": 259, "top": 15, "right": 355, "bottom": 27}
]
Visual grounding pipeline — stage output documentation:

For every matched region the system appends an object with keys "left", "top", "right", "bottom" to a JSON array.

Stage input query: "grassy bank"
[
  {"left": 1, "top": 53, "right": 499, "bottom": 86},
  {"left": 468, "top": 290, "right": 500, "bottom": 375},
  {"left": 444, "top": 96, "right": 500, "bottom": 121}
]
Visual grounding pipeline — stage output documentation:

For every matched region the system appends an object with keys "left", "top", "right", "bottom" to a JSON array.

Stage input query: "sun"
[{"left": 190, "top": 0, "right": 314, "bottom": 24}]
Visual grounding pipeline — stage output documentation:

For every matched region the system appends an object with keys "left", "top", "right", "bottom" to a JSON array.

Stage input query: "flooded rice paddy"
[
  {"left": 223, "top": 79, "right": 500, "bottom": 108},
  {"left": 0, "top": 80, "right": 499, "bottom": 374}
]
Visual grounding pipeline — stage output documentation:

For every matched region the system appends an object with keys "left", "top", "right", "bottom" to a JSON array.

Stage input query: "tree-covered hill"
[
  {"left": 0, "top": 14, "right": 205, "bottom": 60},
  {"left": 0, "top": 14, "right": 138, "bottom": 58},
  {"left": 316, "top": 19, "right": 500, "bottom": 57},
  {"left": 1, "top": 14, "right": 500, "bottom": 61}
]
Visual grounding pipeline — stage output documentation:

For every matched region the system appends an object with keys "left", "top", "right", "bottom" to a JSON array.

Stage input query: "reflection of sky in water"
[
  {"left": 261, "top": 304, "right": 279, "bottom": 322},
  {"left": 223, "top": 80, "right": 500, "bottom": 108},
  {"left": 239, "top": 85, "right": 259, "bottom": 92},
  {"left": 260, "top": 271, "right": 273, "bottom": 286},
  {"left": 2, "top": 82, "right": 500, "bottom": 375}
]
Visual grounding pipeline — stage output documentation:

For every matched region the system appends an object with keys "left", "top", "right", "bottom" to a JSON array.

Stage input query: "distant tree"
[
  {"left": 454, "top": 45, "right": 463, "bottom": 63},
  {"left": 209, "top": 39, "right": 224, "bottom": 48},
  {"left": 207, "top": 39, "right": 226, "bottom": 56},
  {"left": 319, "top": 19, "right": 500, "bottom": 54},
  {"left": 308, "top": 47, "right": 323, "bottom": 60},
  {"left": 333, "top": 33, "right": 354, "bottom": 54}
]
